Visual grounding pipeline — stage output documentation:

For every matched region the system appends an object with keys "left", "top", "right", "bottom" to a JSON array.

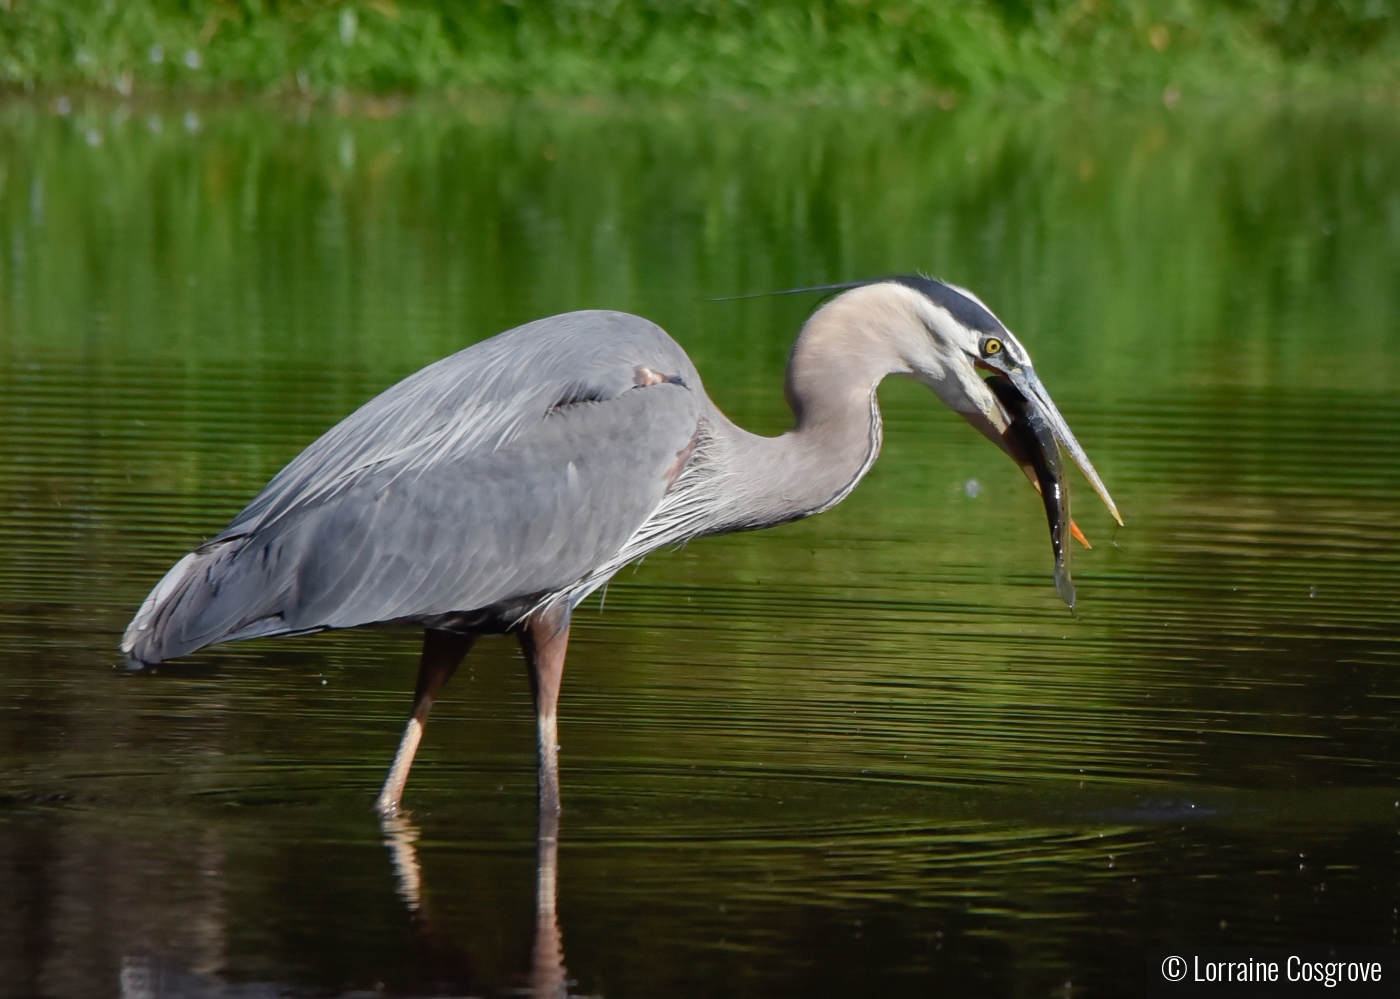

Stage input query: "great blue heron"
[{"left": 122, "top": 277, "right": 1120, "bottom": 820}]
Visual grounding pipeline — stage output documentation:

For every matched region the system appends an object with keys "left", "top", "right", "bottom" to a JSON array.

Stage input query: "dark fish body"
[{"left": 984, "top": 374, "right": 1076, "bottom": 608}]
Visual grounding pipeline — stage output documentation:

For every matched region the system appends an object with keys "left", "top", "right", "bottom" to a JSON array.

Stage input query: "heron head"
[{"left": 867, "top": 276, "right": 1123, "bottom": 605}]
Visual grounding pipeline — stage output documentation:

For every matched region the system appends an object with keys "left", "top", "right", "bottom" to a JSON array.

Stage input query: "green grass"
[{"left": 1, "top": 0, "right": 1399, "bottom": 98}]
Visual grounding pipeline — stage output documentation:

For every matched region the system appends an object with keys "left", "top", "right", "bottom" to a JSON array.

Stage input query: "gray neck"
[{"left": 702, "top": 296, "right": 911, "bottom": 531}]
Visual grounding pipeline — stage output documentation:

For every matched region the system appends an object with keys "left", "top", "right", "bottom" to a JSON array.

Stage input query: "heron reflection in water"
[
  {"left": 123, "top": 276, "right": 1120, "bottom": 823},
  {"left": 382, "top": 811, "right": 569, "bottom": 997}
]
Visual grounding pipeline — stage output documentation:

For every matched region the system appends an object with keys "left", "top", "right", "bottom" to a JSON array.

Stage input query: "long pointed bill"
[
  {"left": 982, "top": 368, "right": 1121, "bottom": 609},
  {"left": 1007, "top": 366, "right": 1122, "bottom": 527}
]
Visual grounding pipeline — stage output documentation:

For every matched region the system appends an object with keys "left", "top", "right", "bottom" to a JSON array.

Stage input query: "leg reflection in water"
[
  {"left": 380, "top": 810, "right": 571, "bottom": 998},
  {"left": 380, "top": 813, "right": 425, "bottom": 913},
  {"left": 532, "top": 808, "right": 567, "bottom": 999}
]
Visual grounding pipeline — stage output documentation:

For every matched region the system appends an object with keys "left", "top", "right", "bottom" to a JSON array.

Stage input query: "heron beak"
[
  {"left": 1005, "top": 366, "right": 1122, "bottom": 527},
  {"left": 977, "top": 368, "right": 1121, "bottom": 609}
]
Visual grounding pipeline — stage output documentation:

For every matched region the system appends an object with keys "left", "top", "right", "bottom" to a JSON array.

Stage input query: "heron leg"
[
  {"left": 518, "top": 604, "right": 572, "bottom": 820},
  {"left": 375, "top": 628, "right": 476, "bottom": 817}
]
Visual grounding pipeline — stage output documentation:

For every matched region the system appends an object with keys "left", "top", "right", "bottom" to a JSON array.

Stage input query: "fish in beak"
[{"left": 981, "top": 368, "right": 1122, "bottom": 609}]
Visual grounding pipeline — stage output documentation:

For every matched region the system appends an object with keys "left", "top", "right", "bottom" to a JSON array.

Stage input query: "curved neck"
[{"left": 704, "top": 288, "right": 916, "bottom": 530}]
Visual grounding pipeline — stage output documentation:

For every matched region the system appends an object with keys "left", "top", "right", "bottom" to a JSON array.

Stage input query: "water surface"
[{"left": 1, "top": 94, "right": 1399, "bottom": 998}]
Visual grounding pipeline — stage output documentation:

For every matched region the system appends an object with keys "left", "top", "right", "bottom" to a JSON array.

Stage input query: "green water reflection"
[{"left": 1, "top": 95, "right": 1399, "bottom": 998}]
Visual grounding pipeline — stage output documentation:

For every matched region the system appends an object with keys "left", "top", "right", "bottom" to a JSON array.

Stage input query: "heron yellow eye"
[{"left": 983, "top": 337, "right": 1003, "bottom": 356}]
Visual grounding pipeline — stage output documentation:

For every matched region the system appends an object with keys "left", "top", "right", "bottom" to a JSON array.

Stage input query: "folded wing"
[{"left": 123, "top": 311, "right": 702, "bottom": 664}]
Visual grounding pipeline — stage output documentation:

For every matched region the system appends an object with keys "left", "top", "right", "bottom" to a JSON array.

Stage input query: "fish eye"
[{"left": 982, "top": 337, "right": 1003, "bottom": 357}]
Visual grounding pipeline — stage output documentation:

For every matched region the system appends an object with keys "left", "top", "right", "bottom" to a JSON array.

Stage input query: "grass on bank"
[{"left": 1, "top": 0, "right": 1399, "bottom": 99}]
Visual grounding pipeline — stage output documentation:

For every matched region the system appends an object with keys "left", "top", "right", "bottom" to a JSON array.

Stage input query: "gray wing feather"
[
  {"left": 123, "top": 311, "right": 701, "bottom": 664},
  {"left": 223, "top": 311, "right": 696, "bottom": 539}
]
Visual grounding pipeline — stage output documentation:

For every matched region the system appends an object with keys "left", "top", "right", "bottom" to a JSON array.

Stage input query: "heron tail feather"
[{"left": 121, "top": 538, "right": 283, "bottom": 665}]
